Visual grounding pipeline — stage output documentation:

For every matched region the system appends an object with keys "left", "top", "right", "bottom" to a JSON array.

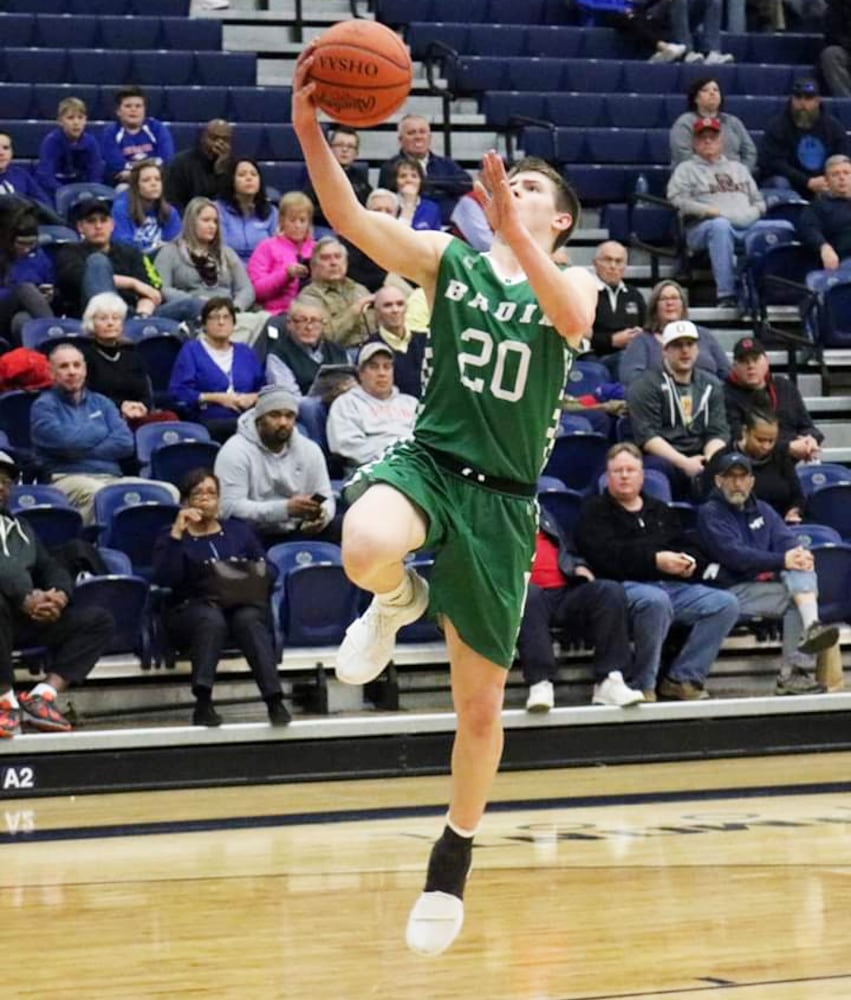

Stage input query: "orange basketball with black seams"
[{"left": 308, "top": 20, "right": 412, "bottom": 129}]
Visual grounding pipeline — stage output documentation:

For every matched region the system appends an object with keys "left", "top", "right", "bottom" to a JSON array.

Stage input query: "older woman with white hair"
[{"left": 80, "top": 291, "right": 178, "bottom": 428}]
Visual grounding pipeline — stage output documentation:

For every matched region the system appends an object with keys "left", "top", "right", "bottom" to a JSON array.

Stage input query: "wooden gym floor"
[{"left": 3, "top": 752, "right": 851, "bottom": 999}]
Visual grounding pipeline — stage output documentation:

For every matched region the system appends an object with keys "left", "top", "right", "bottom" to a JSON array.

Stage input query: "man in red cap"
[{"left": 667, "top": 116, "right": 768, "bottom": 308}]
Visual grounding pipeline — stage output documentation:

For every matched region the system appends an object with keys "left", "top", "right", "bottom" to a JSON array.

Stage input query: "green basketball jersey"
[{"left": 414, "top": 238, "right": 574, "bottom": 485}]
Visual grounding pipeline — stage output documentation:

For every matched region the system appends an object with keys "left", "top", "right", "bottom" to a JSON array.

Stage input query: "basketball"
[{"left": 308, "top": 20, "right": 412, "bottom": 129}]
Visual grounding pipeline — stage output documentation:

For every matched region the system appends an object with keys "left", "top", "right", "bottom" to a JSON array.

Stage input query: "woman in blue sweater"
[
  {"left": 111, "top": 160, "right": 181, "bottom": 258},
  {"left": 168, "top": 295, "right": 266, "bottom": 442},
  {"left": 215, "top": 159, "right": 277, "bottom": 262},
  {"left": 152, "top": 467, "right": 289, "bottom": 727}
]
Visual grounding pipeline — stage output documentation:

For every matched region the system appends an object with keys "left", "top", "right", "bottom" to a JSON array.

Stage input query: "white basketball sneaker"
[
  {"left": 335, "top": 569, "right": 429, "bottom": 685},
  {"left": 406, "top": 891, "right": 465, "bottom": 956},
  {"left": 592, "top": 671, "right": 645, "bottom": 707}
]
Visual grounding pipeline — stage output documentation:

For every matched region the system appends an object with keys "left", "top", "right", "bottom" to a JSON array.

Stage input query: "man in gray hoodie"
[
  {"left": 214, "top": 385, "right": 336, "bottom": 546},
  {"left": 667, "top": 116, "right": 767, "bottom": 307},
  {"left": 627, "top": 320, "right": 729, "bottom": 500}
]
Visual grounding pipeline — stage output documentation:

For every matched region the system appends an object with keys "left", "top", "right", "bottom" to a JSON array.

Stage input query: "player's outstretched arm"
[
  {"left": 292, "top": 45, "right": 450, "bottom": 292},
  {"left": 478, "top": 151, "right": 597, "bottom": 348}
]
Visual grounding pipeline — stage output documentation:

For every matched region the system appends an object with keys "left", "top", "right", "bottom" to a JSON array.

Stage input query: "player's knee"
[{"left": 455, "top": 685, "right": 503, "bottom": 741}]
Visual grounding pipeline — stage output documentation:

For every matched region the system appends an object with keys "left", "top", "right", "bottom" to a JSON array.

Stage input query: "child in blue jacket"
[{"left": 35, "top": 97, "right": 104, "bottom": 203}]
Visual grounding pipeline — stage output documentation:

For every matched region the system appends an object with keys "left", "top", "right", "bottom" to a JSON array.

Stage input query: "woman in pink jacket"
[{"left": 247, "top": 191, "right": 316, "bottom": 316}]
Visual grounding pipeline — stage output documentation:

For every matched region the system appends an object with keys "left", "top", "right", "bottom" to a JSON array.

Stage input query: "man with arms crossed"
[{"left": 293, "top": 53, "right": 596, "bottom": 956}]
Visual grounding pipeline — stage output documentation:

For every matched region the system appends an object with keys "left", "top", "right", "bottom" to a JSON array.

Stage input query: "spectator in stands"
[
  {"left": 519, "top": 505, "right": 644, "bottom": 712},
  {"left": 723, "top": 336, "right": 823, "bottom": 460},
  {"left": 798, "top": 154, "right": 851, "bottom": 268},
  {"left": 0, "top": 450, "right": 114, "bottom": 738},
  {"left": 152, "top": 468, "right": 290, "bottom": 728},
  {"left": 758, "top": 77, "right": 848, "bottom": 198},
  {"left": 820, "top": 0, "right": 851, "bottom": 96},
  {"left": 215, "top": 158, "right": 277, "bottom": 263},
  {"left": 99, "top": 85, "right": 175, "bottom": 188},
  {"left": 668, "top": 116, "right": 767, "bottom": 307},
  {"left": 80, "top": 292, "right": 178, "bottom": 430},
  {"left": 165, "top": 119, "right": 233, "bottom": 213},
  {"left": 168, "top": 296, "right": 265, "bottom": 443},
  {"left": 392, "top": 158, "right": 443, "bottom": 231},
  {"left": 35, "top": 97, "right": 104, "bottom": 204},
  {"left": 589, "top": 240, "right": 646, "bottom": 373},
  {"left": 31, "top": 343, "right": 178, "bottom": 522},
  {"left": 652, "top": 0, "right": 734, "bottom": 64},
  {"left": 56, "top": 195, "right": 164, "bottom": 320},
  {"left": 111, "top": 159, "right": 181, "bottom": 258},
  {"left": 449, "top": 172, "right": 493, "bottom": 251},
  {"left": 377, "top": 114, "right": 471, "bottom": 224},
  {"left": 304, "top": 126, "right": 371, "bottom": 230},
  {"left": 0, "top": 132, "right": 53, "bottom": 213},
  {"left": 301, "top": 237, "right": 373, "bottom": 348},
  {"left": 341, "top": 189, "right": 414, "bottom": 294},
  {"left": 265, "top": 295, "right": 348, "bottom": 397},
  {"left": 215, "top": 384, "right": 337, "bottom": 545},
  {"left": 670, "top": 77, "right": 757, "bottom": 169},
  {"left": 576, "top": 442, "right": 740, "bottom": 700},
  {"left": 0, "top": 207, "right": 56, "bottom": 344},
  {"left": 707, "top": 409, "right": 806, "bottom": 521},
  {"left": 628, "top": 319, "right": 729, "bottom": 499},
  {"left": 154, "top": 197, "right": 259, "bottom": 333},
  {"left": 247, "top": 191, "right": 316, "bottom": 317},
  {"left": 619, "top": 279, "right": 730, "bottom": 385},
  {"left": 326, "top": 342, "right": 418, "bottom": 475},
  {"left": 363, "top": 285, "right": 427, "bottom": 399},
  {"left": 698, "top": 451, "right": 837, "bottom": 694}
]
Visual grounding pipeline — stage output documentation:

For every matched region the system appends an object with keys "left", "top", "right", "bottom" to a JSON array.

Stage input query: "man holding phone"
[{"left": 215, "top": 385, "right": 339, "bottom": 545}]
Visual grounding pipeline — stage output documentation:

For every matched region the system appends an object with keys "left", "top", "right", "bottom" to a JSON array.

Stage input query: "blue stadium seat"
[
  {"left": 96, "top": 15, "right": 162, "bottom": 49},
  {"left": 6, "top": 0, "right": 64, "bottom": 11},
  {"left": 122, "top": 316, "right": 182, "bottom": 343},
  {"left": 20, "top": 317, "right": 84, "bottom": 353},
  {"left": 261, "top": 162, "right": 306, "bottom": 192},
  {"left": 681, "top": 61, "right": 736, "bottom": 91},
  {"left": 789, "top": 523, "right": 843, "bottom": 548},
  {"left": 490, "top": 0, "right": 548, "bottom": 22},
  {"left": 31, "top": 83, "right": 97, "bottom": 120},
  {"left": 132, "top": 51, "right": 196, "bottom": 87},
  {"left": 264, "top": 125, "right": 301, "bottom": 160},
  {"left": 468, "top": 25, "right": 527, "bottom": 57},
  {"left": 194, "top": 52, "right": 257, "bottom": 87},
  {"left": 645, "top": 130, "right": 671, "bottom": 164},
  {"left": 804, "top": 483, "right": 851, "bottom": 540},
  {"left": 565, "top": 360, "right": 609, "bottom": 397},
  {"left": 0, "top": 391, "right": 42, "bottom": 451},
  {"left": 605, "top": 94, "right": 666, "bottom": 129},
  {"left": 69, "top": 48, "right": 132, "bottom": 85},
  {"left": 135, "top": 420, "right": 211, "bottom": 467},
  {"left": 0, "top": 85, "right": 34, "bottom": 119},
  {"left": 72, "top": 574, "right": 153, "bottom": 668},
  {"left": 559, "top": 414, "right": 594, "bottom": 434},
  {"left": 429, "top": 0, "right": 489, "bottom": 19},
  {"left": 150, "top": 440, "right": 221, "bottom": 487},
  {"left": 546, "top": 93, "right": 605, "bottom": 127},
  {"left": 14, "top": 504, "right": 83, "bottom": 548},
  {"left": 449, "top": 56, "right": 508, "bottom": 94},
  {"left": 166, "top": 122, "right": 198, "bottom": 153},
  {"left": 561, "top": 58, "right": 622, "bottom": 91},
  {"left": 2, "top": 48, "right": 68, "bottom": 85},
  {"left": 723, "top": 95, "right": 784, "bottom": 130},
  {"left": 537, "top": 488, "right": 584, "bottom": 540},
  {"left": 232, "top": 124, "right": 268, "bottom": 160},
  {"left": 586, "top": 128, "right": 647, "bottom": 164},
  {"left": 55, "top": 181, "right": 116, "bottom": 223},
  {"left": 541, "top": 432, "right": 609, "bottom": 493},
  {"left": 407, "top": 22, "right": 471, "bottom": 60},
  {"left": 622, "top": 62, "right": 678, "bottom": 93},
  {"left": 164, "top": 87, "right": 229, "bottom": 124},
  {"left": 797, "top": 462, "right": 851, "bottom": 495},
  {"left": 813, "top": 277, "right": 851, "bottom": 348},
  {"left": 745, "top": 31, "right": 822, "bottom": 64},
  {"left": 10, "top": 484, "right": 73, "bottom": 510},
  {"left": 129, "top": 0, "right": 191, "bottom": 13},
  {"left": 281, "top": 564, "right": 362, "bottom": 646},
  {"left": 578, "top": 27, "right": 632, "bottom": 58},
  {"left": 160, "top": 17, "right": 221, "bottom": 51},
  {"left": 228, "top": 87, "right": 291, "bottom": 125},
  {"left": 812, "top": 543, "right": 851, "bottom": 624},
  {"left": 482, "top": 92, "right": 546, "bottom": 127},
  {"left": 0, "top": 14, "right": 36, "bottom": 47},
  {"left": 36, "top": 14, "right": 98, "bottom": 48},
  {"left": 526, "top": 25, "right": 583, "bottom": 57},
  {"left": 0, "top": 122, "right": 47, "bottom": 160},
  {"left": 134, "top": 333, "right": 184, "bottom": 405},
  {"left": 735, "top": 64, "right": 795, "bottom": 96},
  {"left": 508, "top": 57, "right": 566, "bottom": 91}
]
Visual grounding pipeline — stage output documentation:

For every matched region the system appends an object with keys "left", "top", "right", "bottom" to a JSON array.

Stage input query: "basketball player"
[{"left": 292, "top": 48, "right": 597, "bottom": 956}]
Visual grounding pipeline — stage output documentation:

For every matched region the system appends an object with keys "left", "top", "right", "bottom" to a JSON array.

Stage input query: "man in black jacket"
[
  {"left": 0, "top": 452, "right": 114, "bottom": 737},
  {"left": 576, "top": 442, "right": 740, "bottom": 700},
  {"left": 590, "top": 240, "right": 646, "bottom": 374},
  {"left": 164, "top": 119, "right": 232, "bottom": 212},
  {"left": 757, "top": 77, "right": 849, "bottom": 198},
  {"left": 797, "top": 154, "right": 851, "bottom": 268},
  {"left": 518, "top": 506, "right": 644, "bottom": 712},
  {"left": 723, "top": 336, "right": 823, "bottom": 461},
  {"left": 820, "top": 0, "right": 851, "bottom": 97}
]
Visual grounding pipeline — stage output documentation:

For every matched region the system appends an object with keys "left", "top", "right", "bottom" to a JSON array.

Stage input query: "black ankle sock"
[{"left": 424, "top": 825, "right": 473, "bottom": 899}]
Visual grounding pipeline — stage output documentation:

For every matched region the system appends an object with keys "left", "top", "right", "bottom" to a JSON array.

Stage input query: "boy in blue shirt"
[
  {"left": 100, "top": 86, "right": 175, "bottom": 187},
  {"left": 35, "top": 97, "right": 104, "bottom": 204}
]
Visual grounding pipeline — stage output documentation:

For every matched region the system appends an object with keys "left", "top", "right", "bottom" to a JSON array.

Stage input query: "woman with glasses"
[
  {"left": 619, "top": 279, "right": 731, "bottom": 386},
  {"left": 265, "top": 294, "right": 349, "bottom": 397}
]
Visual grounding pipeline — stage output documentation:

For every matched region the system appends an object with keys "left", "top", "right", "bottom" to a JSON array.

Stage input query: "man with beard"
[
  {"left": 214, "top": 384, "right": 337, "bottom": 546},
  {"left": 698, "top": 452, "right": 837, "bottom": 695},
  {"left": 758, "top": 77, "right": 849, "bottom": 198},
  {"left": 798, "top": 154, "right": 851, "bottom": 268}
]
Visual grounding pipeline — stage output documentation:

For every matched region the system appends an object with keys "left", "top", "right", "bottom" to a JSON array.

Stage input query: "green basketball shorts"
[{"left": 346, "top": 439, "right": 537, "bottom": 669}]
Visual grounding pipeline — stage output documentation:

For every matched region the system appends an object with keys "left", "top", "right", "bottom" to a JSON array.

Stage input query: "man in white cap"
[
  {"left": 627, "top": 319, "right": 729, "bottom": 500},
  {"left": 0, "top": 450, "right": 114, "bottom": 738},
  {"left": 215, "top": 384, "right": 336, "bottom": 546},
  {"left": 326, "top": 341, "right": 418, "bottom": 476}
]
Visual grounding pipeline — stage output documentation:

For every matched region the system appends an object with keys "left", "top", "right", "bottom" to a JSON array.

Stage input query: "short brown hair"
[
  {"left": 606, "top": 441, "right": 642, "bottom": 463},
  {"left": 507, "top": 156, "right": 580, "bottom": 247}
]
